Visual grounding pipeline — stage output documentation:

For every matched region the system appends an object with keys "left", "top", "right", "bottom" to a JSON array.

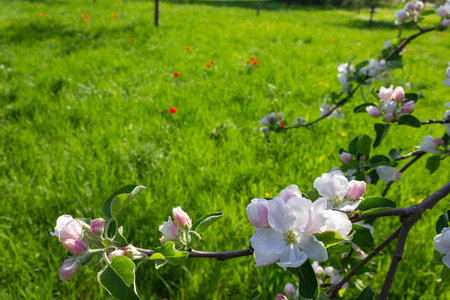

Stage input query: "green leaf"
[
  {"left": 98, "top": 256, "right": 140, "bottom": 300},
  {"left": 361, "top": 207, "right": 396, "bottom": 215},
  {"left": 314, "top": 230, "right": 346, "bottom": 248},
  {"left": 442, "top": 267, "right": 450, "bottom": 283},
  {"left": 113, "top": 226, "right": 128, "bottom": 248},
  {"left": 349, "top": 136, "right": 359, "bottom": 156},
  {"left": 388, "top": 148, "right": 402, "bottom": 160},
  {"left": 189, "top": 231, "right": 202, "bottom": 247},
  {"left": 355, "top": 60, "right": 369, "bottom": 72},
  {"left": 191, "top": 212, "right": 224, "bottom": 233},
  {"left": 426, "top": 155, "right": 441, "bottom": 174},
  {"left": 421, "top": 9, "right": 436, "bottom": 16},
  {"left": 354, "top": 286, "right": 375, "bottom": 300},
  {"left": 398, "top": 115, "right": 421, "bottom": 128},
  {"left": 288, "top": 260, "right": 319, "bottom": 300},
  {"left": 369, "top": 155, "right": 393, "bottom": 167},
  {"left": 404, "top": 93, "right": 424, "bottom": 103},
  {"left": 249, "top": 291, "right": 260, "bottom": 300},
  {"left": 373, "top": 123, "right": 390, "bottom": 148},
  {"left": 306, "top": 189, "right": 320, "bottom": 201},
  {"left": 352, "top": 224, "right": 374, "bottom": 249},
  {"left": 106, "top": 218, "right": 118, "bottom": 239},
  {"left": 102, "top": 185, "right": 146, "bottom": 219},
  {"left": 353, "top": 103, "right": 376, "bottom": 113},
  {"left": 357, "top": 196, "right": 397, "bottom": 212},
  {"left": 436, "top": 214, "right": 449, "bottom": 234},
  {"left": 150, "top": 241, "right": 189, "bottom": 266},
  {"left": 357, "top": 134, "right": 372, "bottom": 157},
  {"left": 443, "top": 133, "right": 449, "bottom": 147},
  {"left": 387, "top": 60, "right": 403, "bottom": 69}
]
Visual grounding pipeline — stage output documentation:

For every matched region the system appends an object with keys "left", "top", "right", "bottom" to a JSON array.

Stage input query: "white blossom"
[
  {"left": 420, "top": 135, "right": 439, "bottom": 154},
  {"left": 434, "top": 227, "right": 450, "bottom": 268},
  {"left": 376, "top": 166, "right": 399, "bottom": 184}
]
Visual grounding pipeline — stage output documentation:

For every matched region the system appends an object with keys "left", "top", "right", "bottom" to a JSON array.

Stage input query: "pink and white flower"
[
  {"left": 378, "top": 86, "right": 394, "bottom": 102},
  {"left": 247, "top": 198, "right": 270, "bottom": 228},
  {"left": 63, "top": 239, "right": 87, "bottom": 255},
  {"left": 90, "top": 218, "right": 104, "bottom": 235},
  {"left": 366, "top": 106, "right": 381, "bottom": 118},
  {"left": 434, "top": 227, "right": 450, "bottom": 268},
  {"left": 59, "top": 258, "right": 81, "bottom": 281},
  {"left": 172, "top": 206, "right": 191, "bottom": 228},
  {"left": 376, "top": 166, "right": 399, "bottom": 184},
  {"left": 159, "top": 216, "right": 179, "bottom": 243},
  {"left": 51, "top": 215, "right": 83, "bottom": 242},
  {"left": 420, "top": 135, "right": 441, "bottom": 154}
]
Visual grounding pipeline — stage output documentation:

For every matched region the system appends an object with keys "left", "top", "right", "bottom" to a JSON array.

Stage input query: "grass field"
[{"left": 1, "top": 0, "right": 450, "bottom": 299}]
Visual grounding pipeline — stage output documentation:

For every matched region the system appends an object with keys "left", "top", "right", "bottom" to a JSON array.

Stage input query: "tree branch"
[
  {"left": 326, "top": 226, "right": 402, "bottom": 298},
  {"left": 382, "top": 152, "right": 425, "bottom": 197},
  {"left": 136, "top": 247, "right": 253, "bottom": 261},
  {"left": 421, "top": 119, "right": 450, "bottom": 125}
]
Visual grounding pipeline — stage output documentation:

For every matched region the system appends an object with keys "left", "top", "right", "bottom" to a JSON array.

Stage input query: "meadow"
[{"left": 1, "top": 0, "right": 450, "bottom": 299}]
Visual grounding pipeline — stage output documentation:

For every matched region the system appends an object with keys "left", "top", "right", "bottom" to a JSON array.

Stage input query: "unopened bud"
[
  {"left": 339, "top": 152, "right": 352, "bottom": 164},
  {"left": 90, "top": 218, "right": 104, "bottom": 235},
  {"left": 63, "top": 239, "right": 87, "bottom": 255},
  {"left": 347, "top": 180, "right": 366, "bottom": 200},
  {"left": 59, "top": 258, "right": 81, "bottom": 281},
  {"left": 172, "top": 206, "right": 191, "bottom": 228},
  {"left": 284, "top": 283, "right": 296, "bottom": 298},
  {"left": 401, "top": 101, "right": 414, "bottom": 113},
  {"left": 108, "top": 249, "right": 126, "bottom": 261}
]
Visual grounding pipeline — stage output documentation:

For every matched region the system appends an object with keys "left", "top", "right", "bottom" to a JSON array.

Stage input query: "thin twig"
[
  {"left": 386, "top": 27, "right": 435, "bottom": 61},
  {"left": 393, "top": 150, "right": 423, "bottom": 161},
  {"left": 327, "top": 226, "right": 402, "bottom": 298},
  {"left": 136, "top": 247, "right": 253, "bottom": 261},
  {"left": 382, "top": 152, "right": 425, "bottom": 197},
  {"left": 421, "top": 119, "right": 450, "bottom": 125}
]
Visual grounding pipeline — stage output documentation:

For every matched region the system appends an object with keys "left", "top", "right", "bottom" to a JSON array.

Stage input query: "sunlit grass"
[{"left": 1, "top": 0, "right": 449, "bottom": 299}]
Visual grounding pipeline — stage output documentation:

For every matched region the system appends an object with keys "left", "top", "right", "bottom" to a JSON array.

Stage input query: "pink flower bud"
[
  {"left": 246, "top": 198, "right": 269, "bottom": 228},
  {"left": 434, "top": 138, "right": 444, "bottom": 146},
  {"left": 356, "top": 249, "right": 368, "bottom": 260},
  {"left": 395, "top": 172, "right": 402, "bottom": 181},
  {"left": 378, "top": 86, "right": 394, "bottom": 102},
  {"left": 383, "top": 113, "right": 394, "bottom": 122},
  {"left": 341, "top": 252, "right": 349, "bottom": 259},
  {"left": 90, "top": 218, "right": 104, "bottom": 235},
  {"left": 414, "top": 1, "right": 424, "bottom": 11},
  {"left": 63, "top": 239, "right": 87, "bottom": 255},
  {"left": 276, "top": 294, "right": 288, "bottom": 300},
  {"left": 404, "top": 2, "right": 415, "bottom": 10},
  {"left": 392, "top": 86, "right": 405, "bottom": 102},
  {"left": 172, "top": 206, "right": 191, "bottom": 228},
  {"left": 59, "top": 220, "right": 83, "bottom": 242},
  {"left": 324, "top": 266, "right": 334, "bottom": 277},
  {"left": 59, "top": 258, "right": 81, "bottom": 281},
  {"left": 108, "top": 249, "right": 126, "bottom": 261},
  {"left": 365, "top": 106, "right": 381, "bottom": 118},
  {"left": 347, "top": 180, "right": 366, "bottom": 200},
  {"left": 159, "top": 217, "right": 179, "bottom": 242},
  {"left": 284, "top": 283, "right": 296, "bottom": 298},
  {"left": 401, "top": 101, "right": 414, "bottom": 113},
  {"left": 339, "top": 152, "right": 352, "bottom": 164},
  {"left": 436, "top": 6, "right": 449, "bottom": 18}
]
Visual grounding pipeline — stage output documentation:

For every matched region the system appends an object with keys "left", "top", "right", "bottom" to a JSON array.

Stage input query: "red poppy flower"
[
  {"left": 169, "top": 107, "right": 177, "bottom": 114},
  {"left": 112, "top": 13, "right": 117, "bottom": 18},
  {"left": 206, "top": 64, "right": 210, "bottom": 67},
  {"left": 246, "top": 60, "right": 250, "bottom": 64},
  {"left": 173, "top": 71, "right": 179, "bottom": 77},
  {"left": 128, "top": 38, "right": 133, "bottom": 42},
  {"left": 251, "top": 56, "right": 255, "bottom": 61},
  {"left": 210, "top": 60, "right": 214, "bottom": 64},
  {"left": 252, "top": 61, "right": 258, "bottom": 66},
  {"left": 84, "top": 14, "right": 89, "bottom": 18},
  {"left": 186, "top": 46, "right": 190, "bottom": 51},
  {"left": 40, "top": 12, "right": 46, "bottom": 17}
]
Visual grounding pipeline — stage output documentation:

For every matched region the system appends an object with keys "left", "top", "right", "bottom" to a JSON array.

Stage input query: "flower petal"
[
  {"left": 254, "top": 251, "right": 281, "bottom": 267},
  {"left": 278, "top": 185, "right": 302, "bottom": 203},
  {"left": 250, "top": 228, "right": 286, "bottom": 256},
  {"left": 297, "top": 233, "right": 328, "bottom": 262},
  {"left": 268, "top": 197, "right": 296, "bottom": 233},
  {"left": 277, "top": 243, "right": 308, "bottom": 270}
]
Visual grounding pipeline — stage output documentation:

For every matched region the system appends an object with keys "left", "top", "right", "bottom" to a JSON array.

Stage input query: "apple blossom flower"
[
  {"left": 90, "top": 218, "right": 104, "bottom": 235},
  {"left": 401, "top": 101, "right": 414, "bottom": 113},
  {"left": 367, "top": 59, "right": 387, "bottom": 79},
  {"left": 420, "top": 135, "right": 440, "bottom": 154},
  {"left": 172, "top": 206, "right": 191, "bottom": 228},
  {"left": 378, "top": 86, "right": 394, "bottom": 102},
  {"left": 442, "top": 104, "right": 450, "bottom": 135},
  {"left": 293, "top": 117, "right": 305, "bottom": 126},
  {"left": 63, "top": 239, "right": 87, "bottom": 255},
  {"left": 247, "top": 198, "right": 269, "bottom": 228},
  {"left": 442, "top": 19, "right": 450, "bottom": 27},
  {"left": 309, "top": 198, "right": 353, "bottom": 237},
  {"left": 383, "top": 40, "right": 392, "bottom": 49},
  {"left": 320, "top": 104, "right": 344, "bottom": 119},
  {"left": 312, "top": 261, "right": 324, "bottom": 275},
  {"left": 276, "top": 294, "right": 288, "bottom": 300},
  {"left": 284, "top": 283, "right": 296, "bottom": 298},
  {"left": 108, "top": 249, "right": 126, "bottom": 261},
  {"left": 404, "top": 2, "right": 415, "bottom": 11},
  {"left": 51, "top": 215, "right": 83, "bottom": 242},
  {"left": 59, "top": 258, "right": 81, "bottom": 281},
  {"left": 392, "top": 86, "right": 405, "bottom": 102},
  {"left": 337, "top": 63, "right": 354, "bottom": 93},
  {"left": 159, "top": 216, "right": 179, "bottom": 243},
  {"left": 414, "top": 1, "right": 424, "bottom": 11},
  {"left": 376, "top": 166, "right": 399, "bottom": 184},
  {"left": 434, "top": 227, "right": 450, "bottom": 268},
  {"left": 436, "top": 6, "right": 449, "bottom": 18},
  {"left": 383, "top": 112, "right": 394, "bottom": 122},
  {"left": 250, "top": 197, "right": 328, "bottom": 270},
  {"left": 125, "top": 244, "right": 146, "bottom": 260},
  {"left": 381, "top": 100, "right": 396, "bottom": 114},
  {"left": 339, "top": 152, "right": 352, "bottom": 164},
  {"left": 346, "top": 169, "right": 357, "bottom": 176},
  {"left": 347, "top": 180, "right": 366, "bottom": 200},
  {"left": 395, "top": 9, "right": 409, "bottom": 25},
  {"left": 445, "top": 64, "right": 450, "bottom": 87},
  {"left": 366, "top": 106, "right": 381, "bottom": 118}
]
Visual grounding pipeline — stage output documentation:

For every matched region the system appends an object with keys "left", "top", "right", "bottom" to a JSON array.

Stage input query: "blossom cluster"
[
  {"left": 51, "top": 215, "right": 104, "bottom": 281},
  {"left": 259, "top": 112, "right": 287, "bottom": 135},
  {"left": 365, "top": 85, "right": 414, "bottom": 122},
  {"left": 395, "top": 1, "right": 424, "bottom": 25},
  {"left": 159, "top": 206, "right": 192, "bottom": 247},
  {"left": 436, "top": 1, "right": 450, "bottom": 27},
  {"left": 247, "top": 185, "right": 353, "bottom": 270},
  {"left": 445, "top": 63, "right": 450, "bottom": 87}
]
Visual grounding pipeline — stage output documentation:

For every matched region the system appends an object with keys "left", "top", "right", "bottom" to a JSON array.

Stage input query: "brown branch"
[
  {"left": 326, "top": 226, "right": 402, "bottom": 298},
  {"left": 136, "top": 247, "right": 253, "bottom": 261},
  {"left": 393, "top": 150, "right": 423, "bottom": 161},
  {"left": 386, "top": 27, "right": 435, "bottom": 61},
  {"left": 382, "top": 152, "right": 425, "bottom": 197},
  {"left": 421, "top": 119, "right": 450, "bottom": 125}
]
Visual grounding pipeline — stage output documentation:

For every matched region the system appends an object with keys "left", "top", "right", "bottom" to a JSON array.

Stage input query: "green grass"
[{"left": 1, "top": 0, "right": 450, "bottom": 299}]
